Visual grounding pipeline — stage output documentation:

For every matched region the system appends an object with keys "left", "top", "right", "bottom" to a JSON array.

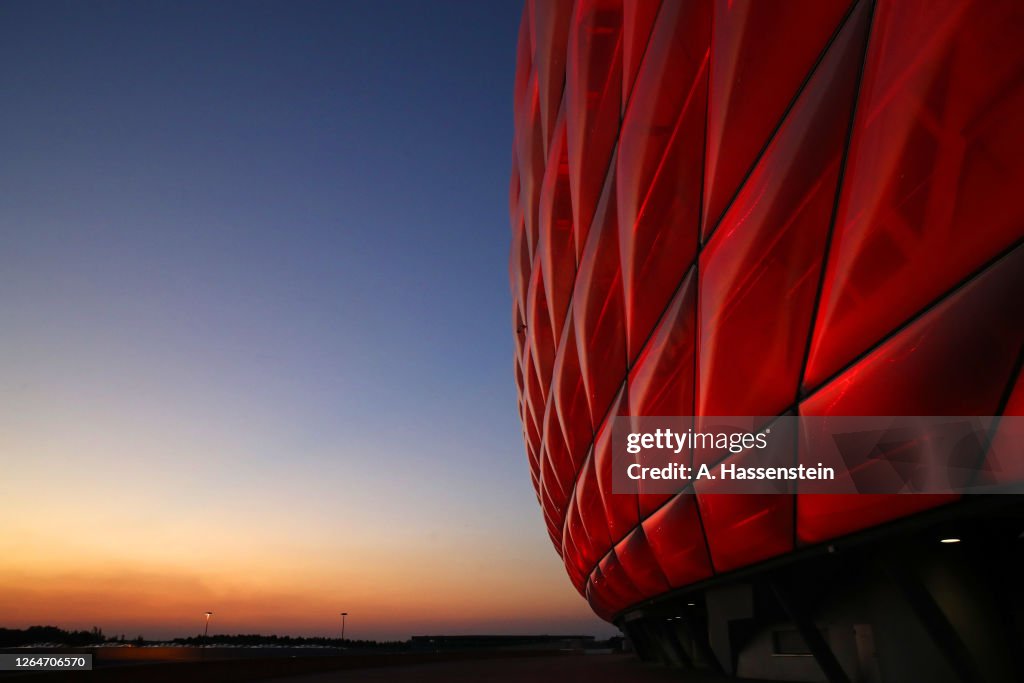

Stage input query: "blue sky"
[{"left": 0, "top": 1, "right": 615, "bottom": 639}]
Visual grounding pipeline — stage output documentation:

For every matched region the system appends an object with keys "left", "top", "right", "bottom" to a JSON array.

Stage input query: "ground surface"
[
  {"left": 271, "top": 653, "right": 777, "bottom": 683},
  {"left": 1, "top": 651, "right": 786, "bottom": 682}
]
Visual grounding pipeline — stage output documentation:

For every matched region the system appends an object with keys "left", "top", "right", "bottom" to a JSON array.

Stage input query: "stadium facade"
[{"left": 509, "top": 1, "right": 1024, "bottom": 681}]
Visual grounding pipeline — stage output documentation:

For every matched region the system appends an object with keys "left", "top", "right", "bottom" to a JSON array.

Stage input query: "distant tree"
[{"left": 0, "top": 626, "right": 106, "bottom": 647}]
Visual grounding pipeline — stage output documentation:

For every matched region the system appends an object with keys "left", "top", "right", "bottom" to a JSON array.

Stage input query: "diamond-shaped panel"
[
  {"left": 617, "top": 0, "right": 709, "bottom": 363},
  {"left": 804, "top": 0, "right": 1024, "bottom": 390},
  {"left": 697, "top": 0, "right": 871, "bottom": 419},
  {"left": 702, "top": 0, "right": 852, "bottom": 240}
]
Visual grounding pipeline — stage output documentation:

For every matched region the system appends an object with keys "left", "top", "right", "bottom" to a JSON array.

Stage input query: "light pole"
[
  {"left": 203, "top": 611, "right": 213, "bottom": 646},
  {"left": 340, "top": 612, "right": 348, "bottom": 645}
]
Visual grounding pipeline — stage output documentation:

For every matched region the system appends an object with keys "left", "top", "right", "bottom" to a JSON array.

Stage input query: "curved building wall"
[{"left": 509, "top": 0, "right": 1024, "bottom": 623}]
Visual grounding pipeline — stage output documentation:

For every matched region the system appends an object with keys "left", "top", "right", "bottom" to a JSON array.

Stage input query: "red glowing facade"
[{"left": 510, "top": 0, "right": 1024, "bottom": 623}]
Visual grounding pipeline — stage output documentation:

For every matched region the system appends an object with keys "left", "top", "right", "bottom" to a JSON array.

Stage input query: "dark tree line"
[
  {"left": 0, "top": 626, "right": 399, "bottom": 648},
  {"left": 0, "top": 626, "right": 109, "bottom": 647},
  {"left": 174, "top": 633, "right": 401, "bottom": 648}
]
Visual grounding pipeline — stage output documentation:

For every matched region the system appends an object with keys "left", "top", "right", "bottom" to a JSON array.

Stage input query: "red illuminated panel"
[
  {"left": 525, "top": 263, "right": 554, "bottom": 405},
  {"left": 566, "top": 0, "right": 622, "bottom": 255},
  {"left": 702, "top": 0, "right": 852, "bottom": 239},
  {"left": 628, "top": 267, "right": 697, "bottom": 421},
  {"left": 539, "top": 442, "right": 569, "bottom": 527},
  {"left": 575, "top": 452, "right": 614, "bottom": 563},
  {"left": 509, "top": 208, "right": 530, "bottom": 323},
  {"left": 614, "top": 527, "right": 672, "bottom": 600},
  {"left": 586, "top": 565, "right": 615, "bottom": 621},
  {"left": 592, "top": 387, "right": 638, "bottom": 542},
  {"left": 520, "top": 345, "right": 543, "bottom": 458},
  {"left": 798, "top": 244, "right": 1024, "bottom": 543},
  {"left": 595, "top": 550, "right": 643, "bottom": 616},
  {"left": 565, "top": 487, "right": 598, "bottom": 577},
  {"left": 640, "top": 493, "right": 713, "bottom": 589},
  {"left": 561, "top": 511, "right": 589, "bottom": 593},
  {"left": 804, "top": 0, "right": 1024, "bottom": 390},
  {"left": 804, "top": 244, "right": 1023, "bottom": 419},
  {"left": 513, "top": 73, "right": 543, "bottom": 256},
  {"left": 542, "top": 399, "right": 577, "bottom": 507},
  {"left": 542, "top": 494, "right": 564, "bottom": 555},
  {"left": 620, "top": 0, "right": 660, "bottom": 109},
  {"left": 551, "top": 312, "right": 592, "bottom": 467},
  {"left": 697, "top": 0, "right": 870, "bottom": 419},
  {"left": 536, "top": 111, "right": 575, "bottom": 346},
  {"left": 617, "top": 0, "right": 709, "bottom": 363},
  {"left": 628, "top": 268, "right": 697, "bottom": 517},
  {"left": 573, "top": 164, "right": 627, "bottom": 429},
  {"left": 695, "top": 443, "right": 795, "bottom": 573},
  {"left": 529, "top": 0, "right": 573, "bottom": 157}
]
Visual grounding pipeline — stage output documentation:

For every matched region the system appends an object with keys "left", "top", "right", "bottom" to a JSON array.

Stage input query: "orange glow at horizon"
[
  {"left": 0, "top": 437, "right": 608, "bottom": 641},
  {"left": 0, "top": 526, "right": 605, "bottom": 640},
  {"left": 0, "top": 562, "right": 598, "bottom": 640}
]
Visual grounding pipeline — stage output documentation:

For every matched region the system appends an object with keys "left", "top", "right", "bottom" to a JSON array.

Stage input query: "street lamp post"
[
  {"left": 340, "top": 612, "right": 348, "bottom": 645},
  {"left": 203, "top": 612, "right": 213, "bottom": 647}
]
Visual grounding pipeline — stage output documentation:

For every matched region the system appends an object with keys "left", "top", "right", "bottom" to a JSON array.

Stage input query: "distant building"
[{"left": 408, "top": 635, "right": 594, "bottom": 652}]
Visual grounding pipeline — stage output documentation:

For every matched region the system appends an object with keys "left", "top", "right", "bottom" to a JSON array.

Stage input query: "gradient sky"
[{"left": 0, "top": 0, "right": 615, "bottom": 640}]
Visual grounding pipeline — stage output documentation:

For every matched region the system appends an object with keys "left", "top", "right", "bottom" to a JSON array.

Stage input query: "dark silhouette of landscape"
[{"left": 0, "top": 625, "right": 619, "bottom": 652}]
